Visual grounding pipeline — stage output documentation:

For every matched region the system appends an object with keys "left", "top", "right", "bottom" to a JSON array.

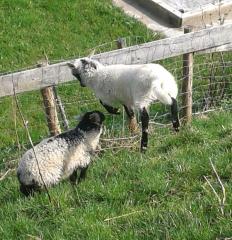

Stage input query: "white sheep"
[
  {"left": 68, "top": 58, "right": 180, "bottom": 152},
  {"left": 17, "top": 110, "right": 105, "bottom": 196}
]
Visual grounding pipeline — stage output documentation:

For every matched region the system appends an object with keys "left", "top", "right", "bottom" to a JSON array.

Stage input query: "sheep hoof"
[
  {"left": 140, "top": 146, "right": 147, "bottom": 153},
  {"left": 172, "top": 119, "right": 180, "bottom": 132},
  {"left": 70, "top": 180, "right": 78, "bottom": 185},
  {"left": 70, "top": 177, "right": 78, "bottom": 185}
]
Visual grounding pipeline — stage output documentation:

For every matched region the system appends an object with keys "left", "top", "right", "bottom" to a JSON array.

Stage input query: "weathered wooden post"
[
  {"left": 116, "top": 37, "right": 126, "bottom": 49},
  {"left": 116, "top": 38, "right": 138, "bottom": 133},
  {"left": 182, "top": 27, "right": 193, "bottom": 124},
  {"left": 38, "top": 61, "right": 61, "bottom": 136}
]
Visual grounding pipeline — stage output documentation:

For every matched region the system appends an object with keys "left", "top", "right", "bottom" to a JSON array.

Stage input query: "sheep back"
[
  {"left": 17, "top": 111, "right": 105, "bottom": 189},
  {"left": 17, "top": 131, "right": 88, "bottom": 188},
  {"left": 83, "top": 63, "right": 177, "bottom": 109}
]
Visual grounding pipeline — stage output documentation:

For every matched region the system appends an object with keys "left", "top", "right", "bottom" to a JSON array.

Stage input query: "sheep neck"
[
  {"left": 76, "top": 128, "right": 102, "bottom": 152},
  {"left": 81, "top": 72, "right": 98, "bottom": 89}
]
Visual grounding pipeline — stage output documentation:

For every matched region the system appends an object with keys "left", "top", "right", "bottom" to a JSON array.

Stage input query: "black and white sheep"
[
  {"left": 68, "top": 58, "right": 180, "bottom": 152},
  {"left": 17, "top": 110, "right": 105, "bottom": 196}
]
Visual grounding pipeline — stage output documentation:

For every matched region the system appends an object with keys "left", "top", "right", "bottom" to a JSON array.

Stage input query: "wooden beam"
[
  {"left": 197, "top": 42, "right": 232, "bottom": 54},
  {"left": 182, "top": 2, "right": 232, "bottom": 28},
  {"left": 94, "top": 23, "right": 232, "bottom": 65},
  {"left": 1, "top": 24, "right": 232, "bottom": 98},
  {"left": 0, "top": 62, "right": 75, "bottom": 98},
  {"left": 133, "top": 0, "right": 182, "bottom": 27}
]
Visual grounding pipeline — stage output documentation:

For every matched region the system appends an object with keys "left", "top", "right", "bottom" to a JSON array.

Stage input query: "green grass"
[
  {"left": 1, "top": 111, "right": 232, "bottom": 239},
  {"left": 1, "top": 0, "right": 232, "bottom": 239},
  {"left": 0, "top": 0, "right": 156, "bottom": 72}
]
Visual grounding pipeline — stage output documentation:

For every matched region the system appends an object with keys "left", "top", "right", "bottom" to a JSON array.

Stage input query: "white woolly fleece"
[
  {"left": 79, "top": 62, "right": 178, "bottom": 110},
  {"left": 17, "top": 130, "right": 101, "bottom": 188}
]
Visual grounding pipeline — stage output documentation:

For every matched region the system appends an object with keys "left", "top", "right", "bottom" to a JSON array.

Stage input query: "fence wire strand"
[{"left": 0, "top": 36, "right": 232, "bottom": 174}]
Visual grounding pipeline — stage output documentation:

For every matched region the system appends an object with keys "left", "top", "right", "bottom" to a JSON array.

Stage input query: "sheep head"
[
  {"left": 67, "top": 58, "right": 99, "bottom": 87},
  {"left": 77, "top": 111, "right": 105, "bottom": 131}
]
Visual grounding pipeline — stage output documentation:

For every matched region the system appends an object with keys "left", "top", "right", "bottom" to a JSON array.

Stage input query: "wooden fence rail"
[{"left": 1, "top": 23, "right": 232, "bottom": 98}]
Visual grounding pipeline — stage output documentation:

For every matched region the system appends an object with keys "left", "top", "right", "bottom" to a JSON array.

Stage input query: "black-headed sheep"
[
  {"left": 17, "top": 110, "right": 105, "bottom": 196},
  {"left": 68, "top": 58, "right": 180, "bottom": 152}
]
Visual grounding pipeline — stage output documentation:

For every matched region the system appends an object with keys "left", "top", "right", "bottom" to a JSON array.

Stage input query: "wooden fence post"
[
  {"left": 116, "top": 38, "right": 138, "bottom": 133},
  {"left": 116, "top": 37, "right": 126, "bottom": 49},
  {"left": 39, "top": 61, "right": 61, "bottom": 136},
  {"left": 182, "top": 27, "right": 193, "bottom": 124}
]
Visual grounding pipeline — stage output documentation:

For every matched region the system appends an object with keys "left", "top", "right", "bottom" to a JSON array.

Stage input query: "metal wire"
[{"left": 0, "top": 36, "right": 232, "bottom": 173}]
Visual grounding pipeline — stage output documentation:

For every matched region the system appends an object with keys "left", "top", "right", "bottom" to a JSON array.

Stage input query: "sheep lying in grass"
[
  {"left": 68, "top": 58, "right": 180, "bottom": 152},
  {"left": 17, "top": 110, "right": 105, "bottom": 196}
]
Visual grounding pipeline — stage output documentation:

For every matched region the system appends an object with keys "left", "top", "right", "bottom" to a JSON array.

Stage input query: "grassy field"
[
  {"left": 1, "top": 0, "right": 232, "bottom": 239},
  {"left": 0, "top": 0, "right": 155, "bottom": 72},
  {"left": 1, "top": 111, "right": 232, "bottom": 239}
]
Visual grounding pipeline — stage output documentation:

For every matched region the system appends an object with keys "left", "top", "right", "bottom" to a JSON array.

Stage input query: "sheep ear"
[
  {"left": 67, "top": 62, "right": 75, "bottom": 69},
  {"left": 80, "top": 59, "right": 89, "bottom": 66},
  {"left": 81, "top": 59, "right": 97, "bottom": 70}
]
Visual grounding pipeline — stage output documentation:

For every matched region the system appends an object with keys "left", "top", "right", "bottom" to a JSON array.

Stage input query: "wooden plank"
[
  {"left": 197, "top": 42, "right": 232, "bottom": 54},
  {"left": 134, "top": 0, "right": 182, "bottom": 27},
  {"left": 1, "top": 23, "right": 232, "bottom": 98},
  {"left": 94, "top": 23, "right": 232, "bottom": 65},
  {"left": 0, "top": 62, "right": 75, "bottom": 97},
  {"left": 182, "top": 2, "right": 232, "bottom": 28}
]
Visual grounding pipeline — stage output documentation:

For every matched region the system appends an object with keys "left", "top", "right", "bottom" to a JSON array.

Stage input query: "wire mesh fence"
[{"left": 0, "top": 36, "right": 232, "bottom": 175}]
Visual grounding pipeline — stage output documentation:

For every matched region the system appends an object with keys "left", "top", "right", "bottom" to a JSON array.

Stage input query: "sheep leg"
[
  {"left": 19, "top": 183, "right": 40, "bottom": 197},
  {"left": 69, "top": 170, "right": 78, "bottom": 184},
  {"left": 140, "top": 107, "right": 149, "bottom": 153},
  {"left": 123, "top": 105, "right": 138, "bottom": 133},
  {"left": 78, "top": 166, "right": 89, "bottom": 183},
  {"left": 70, "top": 167, "right": 88, "bottom": 185},
  {"left": 100, "top": 100, "right": 120, "bottom": 115},
  {"left": 171, "top": 97, "right": 180, "bottom": 132}
]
